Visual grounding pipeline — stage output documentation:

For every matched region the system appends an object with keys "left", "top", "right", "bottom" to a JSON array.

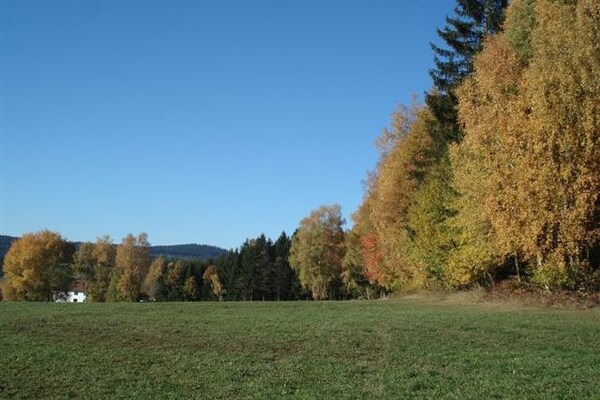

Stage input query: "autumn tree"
[
  {"left": 451, "top": 28, "right": 524, "bottom": 286},
  {"left": 382, "top": 0, "right": 506, "bottom": 291},
  {"left": 72, "top": 235, "right": 116, "bottom": 301},
  {"left": 341, "top": 229, "right": 380, "bottom": 299},
  {"left": 345, "top": 165, "right": 388, "bottom": 295},
  {"left": 455, "top": 0, "right": 600, "bottom": 289},
  {"left": 405, "top": 156, "right": 457, "bottom": 286},
  {"left": 72, "top": 242, "right": 95, "bottom": 279},
  {"left": 183, "top": 276, "right": 200, "bottom": 301},
  {"left": 369, "top": 107, "right": 436, "bottom": 289},
  {"left": 348, "top": 166, "right": 386, "bottom": 288},
  {"left": 203, "top": 265, "right": 224, "bottom": 301},
  {"left": 143, "top": 257, "right": 167, "bottom": 300},
  {"left": 92, "top": 236, "right": 117, "bottom": 299},
  {"left": 289, "top": 204, "right": 346, "bottom": 300},
  {"left": 111, "top": 233, "right": 151, "bottom": 301},
  {"left": 1, "top": 231, "right": 74, "bottom": 301},
  {"left": 163, "top": 260, "right": 186, "bottom": 300},
  {"left": 504, "top": 0, "right": 600, "bottom": 288}
]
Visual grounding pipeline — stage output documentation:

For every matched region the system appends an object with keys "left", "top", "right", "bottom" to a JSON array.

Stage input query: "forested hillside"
[{"left": 149, "top": 244, "right": 227, "bottom": 260}]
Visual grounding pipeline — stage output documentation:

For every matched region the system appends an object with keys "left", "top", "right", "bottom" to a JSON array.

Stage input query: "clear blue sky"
[{"left": 1, "top": 0, "right": 455, "bottom": 249}]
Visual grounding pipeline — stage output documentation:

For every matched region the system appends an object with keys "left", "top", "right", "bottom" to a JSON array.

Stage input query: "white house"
[{"left": 54, "top": 279, "right": 87, "bottom": 302}]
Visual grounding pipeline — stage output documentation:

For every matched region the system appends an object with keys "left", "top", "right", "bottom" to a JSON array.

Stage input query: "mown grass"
[{"left": 1, "top": 299, "right": 599, "bottom": 399}]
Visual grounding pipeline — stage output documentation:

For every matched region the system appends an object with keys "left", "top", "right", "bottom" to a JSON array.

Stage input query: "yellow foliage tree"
[
  {"left": 203, "top": 265, "right": 224, "bottom": 301},
  {"left": 183, "top": 276, "right": 200, "bottom": 300},
  {"left": 451, "top": 33, "right": 525, "bottom": 286},
  {"left": 289, "top": 204, "right": 346, "bottom": 300},
  {"left": 142, "top": 257, "right": 166, "bottom": 300},
  {"left": 456, "top": 0, "right": 600, "bottom": 288},
  {"left": 1, "top": 231, "right": 73, "bottom": 301},
  {"left": 113, "top": 233, "right": 151, "bottom": 301},
  {"left": 515, "top": 0, "right": 600, "bottom": 287},
  {"left": 89, "top": 236, "right": 116, "bottom": 301},
  {"left": 369, "top": 106, "right": 436, "bottom": 289},
  {"left": 350, "top": 175, "right": 386, "bottom": 286}
]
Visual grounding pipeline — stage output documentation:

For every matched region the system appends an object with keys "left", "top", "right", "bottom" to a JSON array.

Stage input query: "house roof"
[{"left": 70, "top": 279, "right": 86, "bottom": 293}]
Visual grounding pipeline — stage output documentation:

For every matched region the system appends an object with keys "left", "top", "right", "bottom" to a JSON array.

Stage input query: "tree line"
[
  {"left": 291, "top": 0, "right": 599, "bottom": 295},
  {"left": 0, "top": 229, "right": 383, "bottom": 301}
]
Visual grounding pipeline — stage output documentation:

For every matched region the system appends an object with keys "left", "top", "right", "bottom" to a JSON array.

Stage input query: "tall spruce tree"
[
  {"left": 236, "top": 235, "right": 272, "bottom": 300},
  {"left": 427, "top": 0, "right": 508, "bottom": 144},
  {"left": 272, "top": 232, "right": 301, "bottom": 300}
]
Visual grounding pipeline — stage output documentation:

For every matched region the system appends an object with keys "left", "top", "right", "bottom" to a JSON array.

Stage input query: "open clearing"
[{"left": 1, "top": 299, "right": 599, "bottom": 399}]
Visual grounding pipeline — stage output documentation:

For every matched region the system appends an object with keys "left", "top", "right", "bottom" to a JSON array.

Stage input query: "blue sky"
[{"left": 1, "top": 0, "right": 455, "bottom": 249}]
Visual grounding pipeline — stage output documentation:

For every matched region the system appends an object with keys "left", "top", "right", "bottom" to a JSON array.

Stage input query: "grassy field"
[{"left": 1, "top": 299, "right": 599, "bottom": 399}]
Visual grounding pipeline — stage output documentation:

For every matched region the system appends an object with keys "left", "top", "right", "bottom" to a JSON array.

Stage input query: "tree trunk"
[{"left": 514, "top": 254, "right": 521, "bottom": 283}]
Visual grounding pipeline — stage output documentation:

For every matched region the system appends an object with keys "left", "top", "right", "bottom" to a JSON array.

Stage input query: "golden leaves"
[
  {"left": 454, "top": 0, "right": 600, "bottom": 287},
  {"left": 1, "top": 230, "right": 72, "bottom": 301}
]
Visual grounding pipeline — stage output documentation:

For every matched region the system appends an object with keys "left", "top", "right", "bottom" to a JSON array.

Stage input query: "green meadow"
[{"left": 1, "top": 299, "right": 599, "bottom": 399}]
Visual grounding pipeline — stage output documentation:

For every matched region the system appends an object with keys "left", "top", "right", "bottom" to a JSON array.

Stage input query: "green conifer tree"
[{"left": 428, "top": 0, "right": 508, "bottom": 144}]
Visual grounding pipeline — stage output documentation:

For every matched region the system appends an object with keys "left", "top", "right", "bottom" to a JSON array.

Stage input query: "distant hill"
[
  {"left": 150, "top": 244, "right": 228, "bottom": 260},
  {"left": 0, "top": 235, "right": 19, "bottom": 275},
  {"left": 0, "top": 235, "right": 227, "bottom": 276}
]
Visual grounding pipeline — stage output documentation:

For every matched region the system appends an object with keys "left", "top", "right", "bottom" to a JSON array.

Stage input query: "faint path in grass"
[{"left": 1, "top": 300, "right": 599, "bottom": 399}]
